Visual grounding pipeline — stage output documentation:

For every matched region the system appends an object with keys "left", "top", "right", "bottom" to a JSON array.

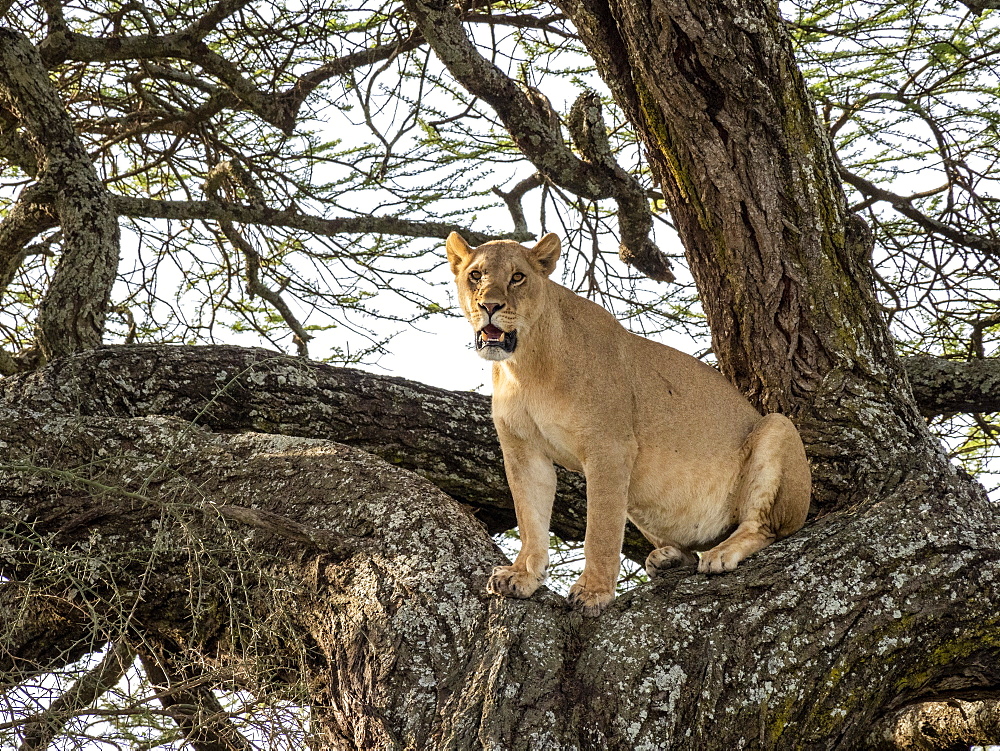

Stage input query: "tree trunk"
[
  {"left": 2, "top": 346, "right": 999, "bottom": 750},
  {"left": 551, "top": 0, "right": 954, "bottom": 514}
]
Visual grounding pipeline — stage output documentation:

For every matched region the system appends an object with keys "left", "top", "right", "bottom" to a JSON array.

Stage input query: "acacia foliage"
[{"left": 1, "top": 0, "right": 997, "bottom": 480}]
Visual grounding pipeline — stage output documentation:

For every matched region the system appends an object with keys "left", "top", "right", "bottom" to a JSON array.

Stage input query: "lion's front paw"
[
  {"left": 645, "top": 545, "right": 697, "bottom": 578},
  {"left": 487, "top": 565, "right": 545, "bottom": 599},
  {"left": 697, "top": 546, "right": 745, "bottom": 574},
  {"left": 567, "top": 580, "right": 615, "bottom": 617}
]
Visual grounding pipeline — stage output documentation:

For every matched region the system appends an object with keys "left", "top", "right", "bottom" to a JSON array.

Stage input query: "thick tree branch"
[
  {"left": 1, "top": 351, "right": 999, "bottom": 748},
  {"left": 904, "top": 355, "right": 1000, "bottom": 418},
  {"left": 0, "top": 397, "right": 520, "bottom": 746},
  {"left": 0, "top": 344, "right": 652, "bottom": 559},
  {"left": 37, "top": 23, "right": 423, "bottom": 135},
  {"left": 31, "top": 8, "right": 566, "bottom": 138},
  {"left": 568, "top": 91, "right": 675, "bottom": 282},
  {"left": 402, "top": 0, "right": 601, "bottom": 198},
  {"left": 1, "top": 345, "right": 994, "bottom": 536}
]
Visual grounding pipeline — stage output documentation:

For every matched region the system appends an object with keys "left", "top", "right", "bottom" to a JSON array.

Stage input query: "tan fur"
[{"left": 446, "top": 232, "right": 811, "bottom": 616}]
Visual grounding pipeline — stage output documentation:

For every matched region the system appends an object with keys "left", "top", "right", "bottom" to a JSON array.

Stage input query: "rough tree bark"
[
  {"left": 0, "top": 344, "right": 590, "bottom": 546},
  {"left": 2, "top": 346, "right": 999, "bottom": 750}
]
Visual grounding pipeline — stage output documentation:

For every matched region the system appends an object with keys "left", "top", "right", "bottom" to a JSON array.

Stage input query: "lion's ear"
[
  {"left": 445, "top": 232, "right": 474, "bottom": 275},
  {"left": 530, "top": 233, "right": 561, "bottom": 276}
]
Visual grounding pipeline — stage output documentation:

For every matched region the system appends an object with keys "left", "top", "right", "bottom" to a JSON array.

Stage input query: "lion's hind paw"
[{"left": 645, "top": 545, "right": 697, "bottom": 578}]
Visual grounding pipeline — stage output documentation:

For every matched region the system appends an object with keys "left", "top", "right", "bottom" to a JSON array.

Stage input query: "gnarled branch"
[
  {"left": 0, "top": 29, "right": 120, "bottom": 362},
  {"left": 402, "top": 0, "right": 674, "bottom": 282}
]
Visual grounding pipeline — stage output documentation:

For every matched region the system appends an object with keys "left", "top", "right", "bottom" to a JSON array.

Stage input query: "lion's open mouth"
[{"left": 476, "top": 323, "right": 517, "bottom": 353}]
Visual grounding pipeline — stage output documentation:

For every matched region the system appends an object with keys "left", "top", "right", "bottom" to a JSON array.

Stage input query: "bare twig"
[{"left": 838, "top": 160, "right": 1000, "bottom": 257}]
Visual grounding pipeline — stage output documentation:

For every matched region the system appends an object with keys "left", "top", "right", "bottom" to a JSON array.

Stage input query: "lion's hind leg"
[{"left": 697, "top": 413, "right": 810, "bottom": 574}]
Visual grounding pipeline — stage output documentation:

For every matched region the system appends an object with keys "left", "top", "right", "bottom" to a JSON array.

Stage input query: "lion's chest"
[{"left": 492, "top": 384, "right": 584, "bottom": 473}]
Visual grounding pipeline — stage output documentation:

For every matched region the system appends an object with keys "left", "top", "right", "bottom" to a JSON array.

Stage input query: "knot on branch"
[{"left": 568, "top": 91, "right": 614, "bottom": 168}]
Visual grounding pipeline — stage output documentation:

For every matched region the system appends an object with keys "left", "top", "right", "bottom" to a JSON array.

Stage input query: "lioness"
[{"left": 446, "top": 232, "right": 810, "bottom": 616}]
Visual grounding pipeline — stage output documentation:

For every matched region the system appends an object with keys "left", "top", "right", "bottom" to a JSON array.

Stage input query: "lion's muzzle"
[{"left": 476, "top": 323, "right": 518, "bottom": 355}]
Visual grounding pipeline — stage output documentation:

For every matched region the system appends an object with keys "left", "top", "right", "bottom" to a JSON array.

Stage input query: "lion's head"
[{"left": 445, "top": 232, "right": 561, "bottom": 362}]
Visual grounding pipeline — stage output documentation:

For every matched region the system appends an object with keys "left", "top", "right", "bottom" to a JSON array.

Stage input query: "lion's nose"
[{"left": 479, "top": 303, "right": 504, "bottom": 316}]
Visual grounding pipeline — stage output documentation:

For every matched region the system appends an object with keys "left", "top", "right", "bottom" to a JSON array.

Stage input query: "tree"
[{"left": 1, "top": 1, "right": 999, "bottom": 749}]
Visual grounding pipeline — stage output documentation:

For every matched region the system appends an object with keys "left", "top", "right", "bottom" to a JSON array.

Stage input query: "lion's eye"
[
  {"left": 511, "top": 272, "right": 525, "bottom": 285},
  {"left": 469, "top": 270, "right": 482, "bottom": 282}
]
